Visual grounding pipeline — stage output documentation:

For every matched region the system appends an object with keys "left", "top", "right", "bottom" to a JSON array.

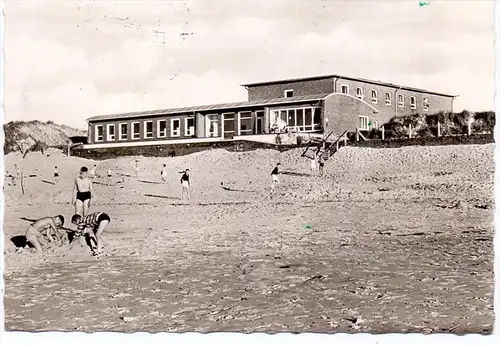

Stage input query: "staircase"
[{"left": 301, "top": 130, "right": 349, "bottom": 162}]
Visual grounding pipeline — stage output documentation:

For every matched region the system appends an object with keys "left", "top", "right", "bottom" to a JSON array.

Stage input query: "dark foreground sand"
[{"left": 2, "top": 144, "right": 495, "bottom": 333}]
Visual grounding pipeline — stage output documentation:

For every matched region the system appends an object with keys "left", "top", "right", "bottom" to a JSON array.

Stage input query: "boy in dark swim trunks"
[
  {"left": 72, "top": 166, "right": 93, "bottom": 217},
  {"left": 25, "top": 215, "right": 65, "bottom": 252},
  {"left": 180, "top": 169, "right": 190, "bottom": 200},
  {"left": 54, "top": 166, "right": 59, "bottom": 184},
  {"left": 71, "top": 212, "right": 111, "bottom": 256}
]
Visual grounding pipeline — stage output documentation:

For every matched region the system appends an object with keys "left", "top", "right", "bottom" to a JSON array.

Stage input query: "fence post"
[
  {"left": 381, "top": 126, "right": 385, "bottom": 140},
  {"left": 437, "top": 121, "right": 441, "bottom": 137},
  {"left": 356, "top": 129, "right": 359, "bottom": 142},
  {"left": 467, "top": 118, "right": 473, "bottom": 136},
  {"left": 408, "top": 124, "right": 412, "bottom": 139},
  {"left": 67, "top": 142, "right": 71, "bottom": 157},
  {"left": 343, "top": 133, "right": 347, "bottom": 146}
]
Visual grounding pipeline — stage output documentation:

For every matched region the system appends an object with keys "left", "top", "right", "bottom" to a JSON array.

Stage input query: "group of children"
[
  {"left": 310, "top": 154, "right": 325, "bottom": 176},
  {"left": 24, "top": 166, "right": 111, "bottom": 257}
]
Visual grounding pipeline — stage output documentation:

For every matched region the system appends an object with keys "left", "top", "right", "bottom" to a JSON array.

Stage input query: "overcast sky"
[{"left": 4, "top": 0, "right": 496, "bottom": 129}]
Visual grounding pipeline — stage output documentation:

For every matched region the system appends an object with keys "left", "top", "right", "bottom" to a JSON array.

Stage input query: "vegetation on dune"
[
  {"left": 3, "top": 120, "right": 86, "bottom": 154},
  {"left": 366, "top": 110, "right": 495, "bottom": 140}
]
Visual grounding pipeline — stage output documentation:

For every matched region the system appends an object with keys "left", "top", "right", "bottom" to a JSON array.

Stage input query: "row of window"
[
  {"left": 340, "top": 85, "right": 430, "bottom": 111},
  {"left": 270, "top": 107, "right": 322, "bottom": 133},
  {"left": 94, "top": 118, "right": 196, "bottom": 142},
  {"left": 282, "top": 87, "right": 430, "bottom": 111}
]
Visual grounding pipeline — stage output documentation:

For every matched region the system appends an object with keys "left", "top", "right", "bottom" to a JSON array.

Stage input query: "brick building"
[{"left": 84, "top": 74, "right": 455, "bottom": 149}]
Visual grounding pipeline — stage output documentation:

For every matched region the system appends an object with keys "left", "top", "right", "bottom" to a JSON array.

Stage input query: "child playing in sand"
[
  {"left": 25, "top": 215, "right": 65, "bottom": 252},
  {"left": 72, "top": 167, "right": 93, "bottom": 217},
  {"left": 161, "top": 164, "right": 167, "bottom": 183},
  {"left": 71, "top": 212, "right": 111, "bottom": 257},
  {"left": 54, "top": 166, "right": 59, "bottom": 184},
  {"left": 180, "top": 169, "right": 190, "bottom": 200},
  {"left": 271, "top": 163, "right": 280, "bottom": 189}
]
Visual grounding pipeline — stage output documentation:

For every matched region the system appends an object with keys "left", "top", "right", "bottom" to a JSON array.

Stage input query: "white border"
[{"left": 284, "top": 89, "right": 294, "bottom": 98}]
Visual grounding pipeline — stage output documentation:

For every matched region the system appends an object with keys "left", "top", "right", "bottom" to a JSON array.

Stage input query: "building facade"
[{"left": 85, "top": 74, "right": 455, "bottom": 148}]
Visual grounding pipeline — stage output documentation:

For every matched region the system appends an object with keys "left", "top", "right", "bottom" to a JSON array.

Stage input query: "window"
[
  {"left": 410, "top": 96, "right": 416, "bottom": 109},
  {"left": 106, "top": 124, "right": 115, "bottom": 141},
  {"left": 119, "top": 123, "right": 128, "bottom": 140},
  {"left": 223, "top": 113, "right": 235, "bottom": 137},
  {"left": 385, "top": 92, "right": 392, "bottom": 106},
  {"left": 95, "top": 125, "right": 104, "bottom": 142},
  {"left": 371, "top": 90, "right": 378, "bottom": 104},
  {"left": 185, "top": 117, "right": 195, "bottom": 136},
  {"left": 156, "top": 120, "right": 167, "bottom": 137},
  {"left": 144, "top": 121, "right": 153, "bottom": 138},
  {"left": 359, "top": 116, "right": 369, "bottom": 131},
  {"left": 255, "top": 110, "right": 264, "bottom": 134},
  {"left": 398, "top": 94, "right": 404, "bottom": 108},
  {"left": 341, "top": 85, "right": 349, "bottom": 94},
  {"left": 423, "top": 97, "right": 429, "bottom": 111},
  {"left": 171, "top": 119, "right": 180, "bottom": 137},
  {"left": 239, "top": 111, "right": 253, "bottom": 135},
  {"left": 372, "top": 120, "right": 379, "bottom": 129},
  {"left": 132, "top": 122, "right": 140, "bottom": 139},
  {"left": 206, "top": 114, "right": 219, "bottom": 137},
  {"left": 356, "top": 87, "right": 364, "bottom": 100},
  {"left": 284, "top": 89, "right": 294, "bottom": 98},
  {"left": 270, "top": 107, "right": 321, "bottom": 132}
]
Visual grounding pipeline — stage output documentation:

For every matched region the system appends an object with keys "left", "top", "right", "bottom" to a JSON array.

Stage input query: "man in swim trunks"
[
  {"left": 318, "top": 155, "right": 325, "bottom": 177},
  {"left": 71, "top": 212, "right": 111, "bottom": 257},
  {"left": 89, "top": 164, "right": 97, "bottom": 180},
  {"left": 72, "top": 166, "right": 93, "bottom": 217},
  {"left": 180, "top": 169, "right": 190, "bottom": 200},
  {"left": 54, "top": 166, "right": 59, "bottom": 184},
  {"left": 25, "top": 215, "right": 65, "bottom": 252}
]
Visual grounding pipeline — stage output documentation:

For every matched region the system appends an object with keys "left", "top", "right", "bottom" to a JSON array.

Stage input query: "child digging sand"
[
  {"left": 71, "top": 212, "right": 111, "bottom": 257},
  {"left": 25, "top": 215, "right": 65, "bottom": 252}
]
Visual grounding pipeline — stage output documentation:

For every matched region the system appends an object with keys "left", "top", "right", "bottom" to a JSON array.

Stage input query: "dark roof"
[
  {"left": 241, "top": 74, "right": 456, "bottom": 98},
  {"left": 87, "top": 94, "right": 330, "bottom": 122}
]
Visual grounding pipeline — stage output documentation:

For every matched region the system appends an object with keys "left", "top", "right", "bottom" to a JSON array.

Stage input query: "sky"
[{"left": 3, "top": 0, "right": 496, "bottom": 129}]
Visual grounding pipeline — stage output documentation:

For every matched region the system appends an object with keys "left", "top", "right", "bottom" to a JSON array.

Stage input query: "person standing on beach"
[
  {"left": 134, "top": 160, "right": 140, "bottom": 177},
  {"left": 318, "top": 155, "right": 325, "bottom": 177},
  {"left": 54, "top": 166, "right": 59, "bottom": 184},
  {"left": 90, "top": 164, "right": 97, "bottom": 180},
  {"left": 161, "top": 164, "right": 167, "bottom": 183},
  {"left": 271, "top": 163, "right": 280, "bottom": 189},
  {"left": 72, "top": 166, "right": 93, "bottom": 217},
  {"left": 310, "top": 154, "right": 317, "bottom": 176},
  {"left": 180, "top": 169, "right": 190, "bottom": 200},
  {"left": 106, "top": 168, "right": 112, "bottom": 186}
]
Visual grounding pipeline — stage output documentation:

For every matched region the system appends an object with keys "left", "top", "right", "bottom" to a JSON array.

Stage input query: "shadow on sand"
[
  {"left": 281, "top": 171, "right": 310, "bottom": 177},
  {"left": 144, "top": 194, "right": 181, "bottom": 200},
  {"left": 139, "top": 180, "right": 164, "bottom": 185},
  {"left": 41, "top": 180, "right": 56, "bottom": 185}
]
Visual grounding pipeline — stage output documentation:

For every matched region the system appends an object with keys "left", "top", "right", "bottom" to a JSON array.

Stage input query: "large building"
[{"left": 84, "top": 74, "right": 456, "bottom": 149}]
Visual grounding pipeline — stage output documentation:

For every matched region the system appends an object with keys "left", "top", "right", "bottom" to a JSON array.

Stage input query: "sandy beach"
[{"left": 2, "top": 143, "right": 494, "bottom": 333}]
